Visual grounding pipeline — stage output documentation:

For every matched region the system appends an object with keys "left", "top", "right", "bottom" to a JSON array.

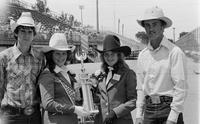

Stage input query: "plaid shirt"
[{"left": 0, "top": 45, "right": 45, "bottom": 108}]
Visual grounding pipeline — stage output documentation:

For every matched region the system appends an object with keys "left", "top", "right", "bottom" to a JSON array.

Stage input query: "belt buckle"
[
  {"left": 150, "top": 96, "right": 161, "bottom": 104},
  {"left": 24, "top": 106, "right": 34, "bottom": 115}
]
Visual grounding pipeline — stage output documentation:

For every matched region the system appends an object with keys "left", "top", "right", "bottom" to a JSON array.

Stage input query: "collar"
[
  {"left": 108, "top": 66, "right": 114, "bottom": 71},
  {"left": 147, "top": 36, "right": 171, "bottom": 51},
  {"left": 54, "top": 65, "right": 69, "bottom": 73},
  {"left": 12, "top": 45, "right": 36, "bottom": 60}
]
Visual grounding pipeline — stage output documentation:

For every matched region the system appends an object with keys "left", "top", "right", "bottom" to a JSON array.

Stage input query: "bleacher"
[
  {"left": 104, "top": 31, "right": 145, "bottom": 51},
  {"left": 1, "top": 1, "right": 99, "bottom": 63},
  {"left": 9, "top": 1, "right": 69, "bottom": 28},
  {"left": 1, "top": 0, "right": 146, "bottom": 63},
  {"left": 176, "top": 27, "right": 200, "bottom": 52},
  {"left": 175, "top": 27, "right": 200, "bottom": 62}
]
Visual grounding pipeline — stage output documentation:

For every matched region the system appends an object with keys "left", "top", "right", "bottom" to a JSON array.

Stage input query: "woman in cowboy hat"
[
  {"left": 135, "top": 6, "right": 187, "bottom": 124},
  {"left": 0, "top": 12, "right": 45, "bottom": 124},
  {"left": 38, "top": 33, "right": 91, "bottom": 124},
  {"left": 91, "top": 34, "right": 137, "bottom": 124}
]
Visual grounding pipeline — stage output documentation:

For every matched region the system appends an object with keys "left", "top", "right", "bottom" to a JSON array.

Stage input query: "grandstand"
[
  {"left": 0, "top": 0, "right": 146, "bottom": 62},
  {"left": 176, "top": 27, "right": 200, "bottom": 52},
  {"left": 176, "top": 27, "right": 200, "bottom": 62},
  {"left": 104, "top": 31, "right": 145, "bottom": 51}
]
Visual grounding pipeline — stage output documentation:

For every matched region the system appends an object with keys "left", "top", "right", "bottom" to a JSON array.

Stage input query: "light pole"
[
  {"left": 96, "top": 0, "right": 99, "bottom": 33},
  {"left": 79, "top": 5, "right": 84, "bottom": 27},
  {"left": 79, "top": 5, "right": 84, "bottom": 54}
]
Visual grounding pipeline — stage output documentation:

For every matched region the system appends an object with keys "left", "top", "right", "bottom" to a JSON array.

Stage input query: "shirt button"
[
  {"left": 106, "top": 112, "right": 109, "bottom": 115},
  {"left": 106, "top": 103, "right": 108, "bottom": 106}
]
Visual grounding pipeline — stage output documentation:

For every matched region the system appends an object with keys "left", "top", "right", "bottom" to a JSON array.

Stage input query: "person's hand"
[
  {"left": 166, "top": 120, "right": 176, "bottom": 124},
  {"left": 74, "top": 82, "right": 82, "bottom": 89},
  {"left": 135, "top": 118, "right": 143, "bottom": 124},
  {"left": 86, "top": 77, "right": 98, "bottom": 87},
  {"left": 103, "top": 110, "right": 117, "bottom": 124},
  {"left": 74, "top": 106, "right": 91, "bottom": 117}
]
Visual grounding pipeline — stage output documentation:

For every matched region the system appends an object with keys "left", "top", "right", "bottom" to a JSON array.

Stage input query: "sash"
[{"left": 56, "top": 73, "right": 76, "bottom": 105}]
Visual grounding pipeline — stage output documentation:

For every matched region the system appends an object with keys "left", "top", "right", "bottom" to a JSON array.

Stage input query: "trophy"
[{"left": 75, "top": 51, "right": 99, "bottom": 114}]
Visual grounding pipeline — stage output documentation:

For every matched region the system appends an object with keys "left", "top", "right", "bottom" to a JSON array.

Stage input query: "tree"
[
  {"left": 36, "top": 0, "right": 49, "bottom": 13},
  {"left": 179, "top": 32, "right": 188, "bottom": 38},
  {"left": 58, "top": 11, "right": 68, "bottom": 24},
  {"left": 135, "top": 31, "right": 149, "bottom": 45},
  {"left": 73, "top": 19, "right": 81, "bottom": 27},
  {"left": 45, "top": 7, "right": 50, "bottom": 14}
]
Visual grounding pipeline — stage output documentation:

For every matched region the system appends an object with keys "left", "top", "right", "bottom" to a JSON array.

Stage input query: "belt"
[
  {"left": 145, "top": 95, "right": 173, "bottom": 104},
  {"left": 1, "top": 104, "right": 40, "bottom": 116}
]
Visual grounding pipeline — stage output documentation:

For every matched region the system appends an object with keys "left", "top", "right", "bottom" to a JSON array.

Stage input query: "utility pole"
[
  {"left": 113, "top": 0, "right": 116, "bottom": 33},
  {"left": 118, "top": 19, "right": 120, "bottom": 34},
  {"left": 122, "top": 24, "right": 124, "bottom": 36},
  {"left": 173, "top": 27, "right": 175, "bottom": 42},
  {"left": 96, "top": 0, "right": 99, "bottom": 33}
]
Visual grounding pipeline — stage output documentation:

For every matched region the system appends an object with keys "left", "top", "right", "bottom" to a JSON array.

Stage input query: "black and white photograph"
[{"left": 0, "top": 0, "right": 199, "bottom": 124}]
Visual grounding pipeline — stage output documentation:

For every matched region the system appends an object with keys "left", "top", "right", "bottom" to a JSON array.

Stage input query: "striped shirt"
[{"left": 0, "top": 45, "right": 44, "bottom": 108}]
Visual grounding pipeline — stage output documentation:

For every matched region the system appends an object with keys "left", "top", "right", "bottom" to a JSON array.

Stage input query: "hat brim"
[
  {"left": 41, "top": 45, "right": 75, "bottom": 53},
  {"left": 96, "top": 46, "right": 131, "bottom": 57},
  {"left": 137, "top": 16, "right": 172, "bottom": 28},
  {"left": 11, "top": 22, "right": 37, "bottom": 32}
]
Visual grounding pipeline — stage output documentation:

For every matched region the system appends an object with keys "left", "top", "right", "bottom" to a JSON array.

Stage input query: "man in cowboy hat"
[
  {"left": 135, "top": 6, "right": 188, "bottom": 124},
  {"left": 0, "top": 12, "right": 45, "bottom": 124}
]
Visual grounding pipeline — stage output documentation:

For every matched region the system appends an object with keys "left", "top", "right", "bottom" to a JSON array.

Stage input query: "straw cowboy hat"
[
  {"left": 137, "top": 6, "right": 172, "bottom": 28},
  {"left": 96, "top": 35, "right": 131, "bottom": 57},
  {"left": 10, "top": 12, "right": 40, "bottom": 32},
  {"left": 42, "top": 33, "right": 75, "bottom": 53}
]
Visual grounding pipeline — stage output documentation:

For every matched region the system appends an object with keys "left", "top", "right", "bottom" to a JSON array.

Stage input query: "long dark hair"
[
  {"left": 100, "top": 51, "right": 129, "bottom": 74},
  {"left": 44, "top": 50, "right": 72, "bottom": 73}
]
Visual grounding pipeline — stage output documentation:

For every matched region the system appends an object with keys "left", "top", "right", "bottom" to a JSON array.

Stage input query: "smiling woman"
[
  {"left": 52, "top": 50, "right": 68, "bottom": 67},
  {"left": 39, "top": 33, "right": 92, "bottom": 124},
  {"left": 88, "top": 35, "right": 137, "bottom": 124}
]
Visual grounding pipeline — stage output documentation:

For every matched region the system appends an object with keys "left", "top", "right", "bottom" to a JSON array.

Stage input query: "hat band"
[{"left": 19, "top": 23, "right": 35, "bottom": 26}]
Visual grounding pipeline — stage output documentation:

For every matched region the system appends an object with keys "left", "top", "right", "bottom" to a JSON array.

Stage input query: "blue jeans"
[
  {"left": 143, "top": 96, "right": 184, "bottom": 124},
  {"left": 0, "top": 106, "right": 42, "bottom": 124}
]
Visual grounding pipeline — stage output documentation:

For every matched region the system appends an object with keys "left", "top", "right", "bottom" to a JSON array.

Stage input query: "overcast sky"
[{"left": 16, "top": 0, "right": 200, "bottom": 41}]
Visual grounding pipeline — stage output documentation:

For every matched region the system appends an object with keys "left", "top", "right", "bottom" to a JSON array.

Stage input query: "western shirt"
[
  {"left": 54, "top": 65, "right": 71, "bottom": 85},
  {"left": 136, "top": 37, "right": 188, "bottom": 122},
  {"left": 39, "top": 68, "right": 76, "bottom": 114},
  {"left": 0, "top": 45, "right": 44, "bottom": 108}
]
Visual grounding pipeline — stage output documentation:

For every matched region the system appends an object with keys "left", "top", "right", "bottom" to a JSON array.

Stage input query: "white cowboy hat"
[
  {"left": 10, "top": 12, "right": 40, "bottom": 32},
  {"left": 42, "top": 33, "right": 75, "bottom": 53},
  {"left": 137, "top": 6, "right": 172, "bottom": 28}
]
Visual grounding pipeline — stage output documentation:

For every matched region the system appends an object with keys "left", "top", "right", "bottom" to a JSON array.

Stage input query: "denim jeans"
[
  {"left": 0, "top": 107, "right": 42, "bottom": 124},
  {"left": 143, "top": 97, "right": 184, "bottom": 124}
]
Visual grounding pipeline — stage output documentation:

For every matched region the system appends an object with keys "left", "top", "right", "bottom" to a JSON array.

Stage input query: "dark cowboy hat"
[{"left": 96, "top": 35, "right": 131, "bottom": 56}]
